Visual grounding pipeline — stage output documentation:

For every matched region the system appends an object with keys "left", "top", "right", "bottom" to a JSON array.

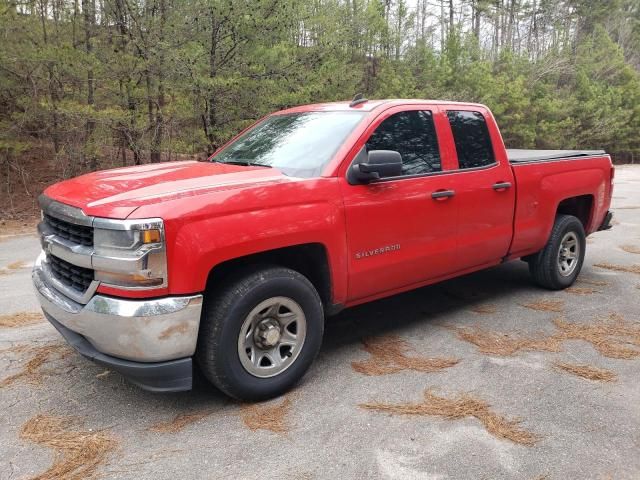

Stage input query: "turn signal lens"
[
  {"left": 95, "top": 270, "right": 164, "bottom": 287},
  {"left": 141, "top": 229, "right": 162, "bottom": 244}
]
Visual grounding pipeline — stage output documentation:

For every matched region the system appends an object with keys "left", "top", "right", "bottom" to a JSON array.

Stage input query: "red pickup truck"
[{"left": 33, "top": 99, "right": 614, "bottom": 400}]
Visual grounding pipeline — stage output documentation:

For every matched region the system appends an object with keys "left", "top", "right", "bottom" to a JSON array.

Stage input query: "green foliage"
[{"left": 0, "top": 0, "right": 638, "bottom": 170}]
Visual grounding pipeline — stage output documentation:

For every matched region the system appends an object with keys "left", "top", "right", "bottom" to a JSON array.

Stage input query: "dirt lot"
[{"left": 1, "top": 166, "right": 639, "bottom": 480}]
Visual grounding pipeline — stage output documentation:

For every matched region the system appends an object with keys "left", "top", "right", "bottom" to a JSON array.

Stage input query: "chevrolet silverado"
[{"left": 32, "top": 98, "right": 614, "bottom": 400}]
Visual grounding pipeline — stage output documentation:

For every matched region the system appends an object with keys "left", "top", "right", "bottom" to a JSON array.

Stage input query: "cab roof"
[{"left": 276, "top": 99, "right": 488, "bottom": 115}]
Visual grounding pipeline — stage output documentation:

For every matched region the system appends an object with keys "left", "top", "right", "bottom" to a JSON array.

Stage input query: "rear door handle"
[
  {"left": 492, "top": 182, "right": 512, "bottom": 190},
  {"left": 431, "top": 190, "right": 455, "bottom": 200}
]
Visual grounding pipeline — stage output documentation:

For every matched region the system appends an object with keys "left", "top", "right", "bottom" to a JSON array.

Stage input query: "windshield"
[{"left": 211, "top": 111, "right": 365, "bottom": 177}]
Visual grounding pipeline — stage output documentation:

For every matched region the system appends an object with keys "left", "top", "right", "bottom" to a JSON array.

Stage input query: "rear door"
[
  {"left": 441, "top": 108, "right": 515, "bottom": 270},
  {"left": 340, "top": 105, "right": 459, "bottom": 302}
]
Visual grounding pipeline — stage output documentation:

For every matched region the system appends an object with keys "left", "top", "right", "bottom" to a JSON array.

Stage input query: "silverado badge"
[{"left": 355, "top": 244, "right": 401, "bottom": 259}]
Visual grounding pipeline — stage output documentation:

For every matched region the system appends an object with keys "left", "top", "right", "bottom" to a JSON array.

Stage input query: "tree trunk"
[
  {"left": 440, "top": 0, "right": 446, "bottom": 48},
  {"left": 396, "top": 0, "right": 403, "bottom": 60},
  {"left": 146, "top": 72, "right": 155, "bottom": 163},
  {"left": 72, "top": 0, "right": 78, "bottom": 48},
  {"left": 507, "top": 0, "right": 517, "bottom": 50},
  {"left": 83, "top": 0, "right": 97, "bottom": 170},
  {"left": 493, "top": 0, "right": 501, "bottom": 56},
  {"left": 473, "top": 0, "right": 481, "bottom": 42},
  {"left": 206, "top": 10, "right": 219, "bottom": 154},
  {"left": 113, "top": 0, "right": 139, "bottom": 164},
  {"left": 449, "top": 0, "right": 454, "bottom": 34},
  {"left": 150, "top": 0, "right": 166, "bottom": 163}
]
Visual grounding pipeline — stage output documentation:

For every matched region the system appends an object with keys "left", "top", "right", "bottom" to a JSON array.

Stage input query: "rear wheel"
[
  {"left": 528, "top": 214, "right": 586, "bottom": 290},
  {"left": 196, "top": 266, "right": 324, "bottom": 401}
]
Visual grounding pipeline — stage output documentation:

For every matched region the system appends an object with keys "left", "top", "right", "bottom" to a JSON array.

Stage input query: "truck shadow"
[
  {"left": 35, "top": 261, "right": 567, "bottom": 415},
  {"left": 92, "top": 263, "right": 537, "bottom": 405},
  {"left": 322, "top": 260, "right": 538, "bottom": 350},
  {"left": 8, "top": 257, "right": 611, "bottom": 442},
  {"left": 94, "top": 261, "right": 539, "bottom": 405}
]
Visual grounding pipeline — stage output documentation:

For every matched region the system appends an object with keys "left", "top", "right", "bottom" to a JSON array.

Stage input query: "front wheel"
[
  {"left": 528, "top": 214, "right": 586, "bottom": 290},
  {"left": 196, "top": 266, "right": 324, "bottom": 401}
]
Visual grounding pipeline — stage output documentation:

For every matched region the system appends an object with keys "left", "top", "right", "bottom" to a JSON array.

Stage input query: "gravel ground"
[{"left": 1, "top": 166, "right": 639, "bottom": 480}]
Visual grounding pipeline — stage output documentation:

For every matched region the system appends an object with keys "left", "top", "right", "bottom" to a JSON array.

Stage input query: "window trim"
[
  {"left": 345, "top": 106, "right": 502, "bottom": 185},
  {"left": 364, "top": 109, "right": 443, "bottom": 178},
  {"left": 446, "top": 110, "right": 497, "bottom": 171},
  {"left": 346, "top": 108, "right": 444, "bottom": 183}
]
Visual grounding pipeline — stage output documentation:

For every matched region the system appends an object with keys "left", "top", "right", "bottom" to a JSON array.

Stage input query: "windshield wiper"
[{"left": 217, "top": 160, "right": 272, "bottom": 168}]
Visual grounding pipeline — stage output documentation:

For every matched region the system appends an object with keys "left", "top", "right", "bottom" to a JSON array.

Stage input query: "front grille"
[
  {"left": 48, "top": 254, "right": 94, "bottom": 293},
  {"left": 44, "top": 214, "right": 93, "bottom": 246}
]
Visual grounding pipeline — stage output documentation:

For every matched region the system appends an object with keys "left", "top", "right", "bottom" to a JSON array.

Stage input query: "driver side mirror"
[{"left": 348, "top": 149, "right": 403, "bottom": 184}]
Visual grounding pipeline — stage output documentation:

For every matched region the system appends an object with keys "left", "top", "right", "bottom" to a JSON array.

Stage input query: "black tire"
[
  {"left": 196, "top": 266, "right": 324, "bottom": 401},
  {"left": 528, "top": 214, "right": 586, "bottom": 290}
]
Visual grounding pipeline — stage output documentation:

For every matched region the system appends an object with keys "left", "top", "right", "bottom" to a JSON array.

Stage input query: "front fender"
[{"left": 147, "top": 178, "right": 348, "bottom": 304}]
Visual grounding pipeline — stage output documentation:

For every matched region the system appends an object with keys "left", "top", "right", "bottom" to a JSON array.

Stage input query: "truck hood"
[{"left": 43, "top": 161, "right": 290, "bottom": 219}]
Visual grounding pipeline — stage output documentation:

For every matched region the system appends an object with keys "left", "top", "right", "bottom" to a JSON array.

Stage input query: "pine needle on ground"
[
  {"left": 453, "top": 326, "right": 562, "bottom": 356},
  {"left": 6, "top": 260, "right": 29, "bottom": 269},
  {"left": 360, "top": 389, "right": 539, "bottom": 446},
  {"left": 553, "top": 362, "right": 617, "bottom": 382},
  {"left": 0, "top": 261, "right": 29, "bottom": 276},
  {"left": 565, "top": 287, "right": 598, "bottom": 295},
  {"left": 0, "top": 344, "right": 71, "bottom": 387},
  {"left": 149, "top": 410, "right": 214, "bottom": 433},
  {"left": 240, "top": 395, "right": 294, "bottom": 434},
  {"left": 452, "top": 313, "right": 640, "bottom": 360},
  {"left": 520, "top": 299, "right": 565, "bottom": 312},
  {"left": 351, "top": 334, "right": 459, "bottom": 376},
  {"left": 553, "top": 314, "right": 640, "bottom": 359},
  {"left": 577, "top": 279, "right": 609, "bottom": 287},
  {"left": 620, "top": 245, "right": 640, "bottom": 254},
  {"left": 0, "top": 312, "right": 43, "bottom": 328},
  {"left": 470, "top": 304, "right": 498, "bottom": 314},
  {"left": 594, "top": 263, "right": 640, "bottom": 275},
  {"left": 20, "top": 414, "right": 117, "bottom": 480},
  {"left": 0, "top": 343, "right": 33, "bottom": 355}
]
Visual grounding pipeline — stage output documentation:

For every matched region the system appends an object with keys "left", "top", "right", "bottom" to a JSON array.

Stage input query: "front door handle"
[
  {"left": 431, "top": 190, "right": 455, "bottom": 200},
  {"left": 492, "top": 182, "right": 512, "bottom": 190}
]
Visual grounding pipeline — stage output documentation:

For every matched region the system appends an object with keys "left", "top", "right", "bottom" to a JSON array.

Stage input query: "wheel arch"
[
  {"left": 555, "top": 194, "right": 594, "bottom": 231},
  {"left": 204, "top": 243, "right": 337, "bottom": 313}
]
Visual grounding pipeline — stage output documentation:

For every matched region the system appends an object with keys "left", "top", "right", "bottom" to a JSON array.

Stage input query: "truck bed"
[
  {"left": 507, "top": 149, "right": 606, "bottom": 163},
  {"left": 507, "top": 149, "right": 612, "bottom": 258}
]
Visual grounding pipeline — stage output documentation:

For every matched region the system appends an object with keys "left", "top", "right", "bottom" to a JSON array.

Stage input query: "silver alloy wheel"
[
  {"left": 237, "top": 296, "right": 307, "bottom": 378},
  {"left": 557, "top": 231, "right": 580, "bottom": 277}
]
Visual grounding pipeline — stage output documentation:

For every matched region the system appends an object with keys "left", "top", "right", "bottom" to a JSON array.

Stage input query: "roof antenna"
[{"left": 349, "top": 93, "right": 368, "bottom": 107}]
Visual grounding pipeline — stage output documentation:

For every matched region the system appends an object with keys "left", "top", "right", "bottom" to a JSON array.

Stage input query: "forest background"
[{"left": 0, "top": 0, "right": 638, "bottom": 220}]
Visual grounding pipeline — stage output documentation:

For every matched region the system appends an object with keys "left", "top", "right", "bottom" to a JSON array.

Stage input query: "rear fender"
[{"left": 510, "top": 164, "right": 609, "bottom": 258}]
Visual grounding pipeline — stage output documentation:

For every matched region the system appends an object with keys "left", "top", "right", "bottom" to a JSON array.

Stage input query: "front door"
[{"left": 340, "top": 107, "right": 459, "bottom": 302}]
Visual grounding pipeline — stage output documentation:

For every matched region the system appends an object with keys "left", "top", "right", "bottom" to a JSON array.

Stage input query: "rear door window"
[
  {"left": 366, "top": 110, "right": 441, "bottom": 176},
  {"left": 447, "top": 111, "right": 495, "bottom": 169}
]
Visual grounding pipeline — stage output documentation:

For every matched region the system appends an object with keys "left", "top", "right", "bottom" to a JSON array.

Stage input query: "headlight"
[{"left": 92, "top": 218, "right": 167, "bottom": 289}]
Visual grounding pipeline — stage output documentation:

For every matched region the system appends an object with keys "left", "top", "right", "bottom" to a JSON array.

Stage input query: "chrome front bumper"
[{"left": 33, "top": 251, "right": 203, "bottom": 363}]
